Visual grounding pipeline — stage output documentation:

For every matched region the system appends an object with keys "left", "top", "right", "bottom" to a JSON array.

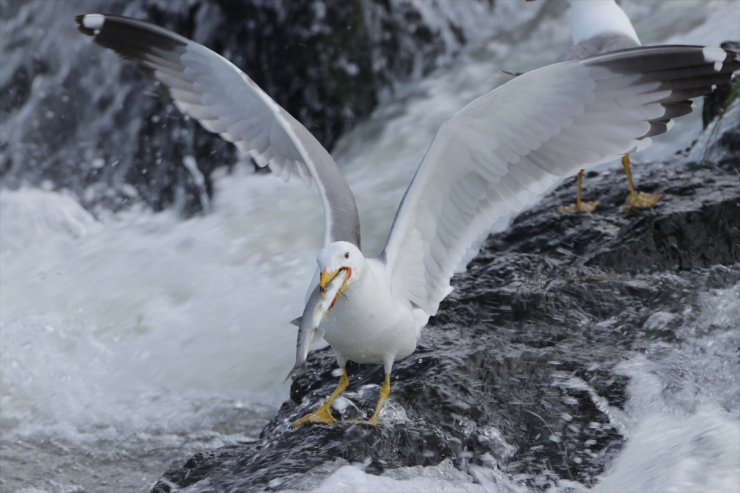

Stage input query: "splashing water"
[{"left": 1, "top": 0, "right": 739, "bottom": 491}]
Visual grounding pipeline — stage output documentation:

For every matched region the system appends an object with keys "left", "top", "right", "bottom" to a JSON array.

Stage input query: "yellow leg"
[
  {"left": 292, "top": 368, "right": 349, "bottom": 428},
  {"left": 559, "top": 169, "right": 598, "bottom": 213},
  {"left": 622, "top": 154, "right": 662, "bottom": 209},
  {"left": 352, "top": 374, "right": 391, "bottom": 426}
]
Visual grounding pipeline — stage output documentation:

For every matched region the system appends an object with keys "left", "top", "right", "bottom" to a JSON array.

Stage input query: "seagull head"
[{"left": 317, "top": 241, "right": 364, "bottom": 298}]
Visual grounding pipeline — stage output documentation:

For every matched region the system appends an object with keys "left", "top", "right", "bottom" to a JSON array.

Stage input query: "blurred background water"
[{"left": 1, "top": 0, "right": 738, "bottom": 491}]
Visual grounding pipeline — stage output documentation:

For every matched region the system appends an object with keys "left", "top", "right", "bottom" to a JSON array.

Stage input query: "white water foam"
[
  {"left": 2, "top": 0, "right": 739, "bottom": 491},
  {"left": 589, "top": 286, "right": 740, "bottom": 493}
]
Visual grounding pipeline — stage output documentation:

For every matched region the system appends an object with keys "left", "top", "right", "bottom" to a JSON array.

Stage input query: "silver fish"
[{"left": 284, "top": 269, "right": 348, "bottom": 381}]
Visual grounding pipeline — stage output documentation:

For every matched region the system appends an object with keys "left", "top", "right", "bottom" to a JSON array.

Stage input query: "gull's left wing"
[
  {"left": 382, "top": 46, "right": 739, "bottom": 316},
  {"left": 76, "top": 14, "right": 360, "bottom": 247}
]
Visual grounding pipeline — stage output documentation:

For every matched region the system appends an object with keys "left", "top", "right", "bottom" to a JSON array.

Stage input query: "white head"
[
  {"left": 316, "top": 241, "right": 365, "bottom": 293},
  {"left": 568, "top": 0, "right": 640, "bottom": 46}
]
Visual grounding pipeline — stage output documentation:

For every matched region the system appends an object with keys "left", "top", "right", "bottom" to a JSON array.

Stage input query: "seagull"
[
  {"left": 528, "top": 0, "right": 663, "bottom": 212},
  {"left": 76, "top": 14, "right": 738, "bottom": 426}
]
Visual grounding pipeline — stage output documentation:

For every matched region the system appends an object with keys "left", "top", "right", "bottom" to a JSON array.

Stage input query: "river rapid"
[{"left": 1, "top": 1, "right": 739, "bottom": 491}]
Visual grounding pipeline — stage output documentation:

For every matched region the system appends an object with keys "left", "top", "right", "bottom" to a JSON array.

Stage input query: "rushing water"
[{"left": 1, "top": 1, "right": 739, "bottom": 491}]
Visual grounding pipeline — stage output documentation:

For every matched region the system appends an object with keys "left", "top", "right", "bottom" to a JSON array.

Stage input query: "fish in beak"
[
  {"left": 319, "top": 267, "right": 352, "bottom": 307},
  {"left": 285, "top": 267, "right": 353, "bottom": 382}
]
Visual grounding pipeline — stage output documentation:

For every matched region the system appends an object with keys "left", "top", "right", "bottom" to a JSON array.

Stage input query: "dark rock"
[
  {"left": 702, "top": 41, "right": 739, "bottom": 127},
  {"left": 151, "top": 93, "right": 740, "bottom": 490},
  {"left": 691, "top": 81, "right": 740, "bottom": 173}
]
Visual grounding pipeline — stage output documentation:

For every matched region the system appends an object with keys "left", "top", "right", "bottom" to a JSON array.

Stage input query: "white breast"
[{"left": 321, "top": 258, "right": 428, "bottom": 369}]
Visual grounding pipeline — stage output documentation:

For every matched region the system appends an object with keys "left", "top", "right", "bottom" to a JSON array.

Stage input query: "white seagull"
[
  {"left": 76, "top": 13, "right": 738, "bottom": 426},
  {"left": 529, "top": 0, "right": 663, "bottom": 212}
]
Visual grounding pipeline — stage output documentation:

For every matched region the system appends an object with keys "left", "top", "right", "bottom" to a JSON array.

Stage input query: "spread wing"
[
  {"left": 76, "top": 14, "right": 360, "bottom": 247},
  {"left": 382, "top": 45, "right": 739, "bottom": 316}
]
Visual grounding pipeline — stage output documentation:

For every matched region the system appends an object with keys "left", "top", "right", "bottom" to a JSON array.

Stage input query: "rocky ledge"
[{"left": 152, "top": 94, "right": 740, "bottom": 491}]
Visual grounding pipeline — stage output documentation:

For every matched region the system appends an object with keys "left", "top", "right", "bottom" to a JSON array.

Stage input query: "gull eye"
[{"left": 344, "top": 252, "right": 350, "bottom": 259}]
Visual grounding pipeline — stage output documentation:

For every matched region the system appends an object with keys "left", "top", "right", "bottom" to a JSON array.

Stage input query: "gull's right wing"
[{"left": 76, "top": 14, "right": 360, "bottom": 247}]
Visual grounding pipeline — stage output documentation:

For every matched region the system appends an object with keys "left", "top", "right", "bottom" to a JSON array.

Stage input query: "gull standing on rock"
[
  {"left": 76, "top": 13, "right": 739, "bottom": 426},
  {"left": 528, "top": 0, "right": 665, "bottom": 212}
]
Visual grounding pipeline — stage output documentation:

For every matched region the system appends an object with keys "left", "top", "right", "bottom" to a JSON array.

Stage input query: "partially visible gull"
[
  {"left": 76, "top": 13, "right": 739, "bottom": 426},
  {"left": 529, "top": 0, "right": 664, "bottom": 212}
]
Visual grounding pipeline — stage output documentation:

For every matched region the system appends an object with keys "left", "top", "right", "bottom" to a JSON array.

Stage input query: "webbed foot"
[
  {"left": 559, "top": 200, "right": 598, "bottom": 213},
  {"left": 292, "top": 403, "right": 337, "bottom": 427},
  {"left": 624, "top": 190, "right": 662, "bottom": 209},
  {"left": 291, "top": 368, "right": 349, "bottom": 428},
  {"left": 621, "top": 154, "right": 662, "bottom": 209},
  {"left": 559, "top": 169, "right": 597, "bottom": 213}
]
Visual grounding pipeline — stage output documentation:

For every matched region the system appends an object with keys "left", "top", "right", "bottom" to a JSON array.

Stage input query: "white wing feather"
[{"left": 382, "top": 46, "right": 738, "bottom": 316}]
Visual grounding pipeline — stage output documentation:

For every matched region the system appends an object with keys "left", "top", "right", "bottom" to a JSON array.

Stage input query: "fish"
[{"left": 284, "top": 269, "right": 349, "bottom": 382}]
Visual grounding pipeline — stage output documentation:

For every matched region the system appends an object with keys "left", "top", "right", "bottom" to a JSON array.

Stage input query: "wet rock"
[
  {"left": 693, "top": 94, "right": 740, "bottom": 171},
  {"left": 698, "top": 41, "right": 739, "bottom": 169},
  {"left": 151, "top": 95, "right": 740, "bottom": 490},
  {"left": 701, "top": 41, "right": 739, "bottom": 127}
]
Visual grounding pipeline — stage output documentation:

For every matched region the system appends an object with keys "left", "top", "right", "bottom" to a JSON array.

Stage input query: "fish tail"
[{"left": 283, "top": 362, "right": 308, "bottom": 383}]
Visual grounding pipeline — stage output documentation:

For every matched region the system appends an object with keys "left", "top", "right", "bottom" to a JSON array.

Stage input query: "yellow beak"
[
  {"left": 319, "top": 269, "right": 336, "bottom": 292},
  {"left": 319, "top": 267, "right": 353, "bottom": 302}
]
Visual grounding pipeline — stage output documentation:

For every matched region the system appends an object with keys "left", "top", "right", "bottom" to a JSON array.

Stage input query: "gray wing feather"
[{"left": 76, "top": 14, "right": 360, "bottom": 247}]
